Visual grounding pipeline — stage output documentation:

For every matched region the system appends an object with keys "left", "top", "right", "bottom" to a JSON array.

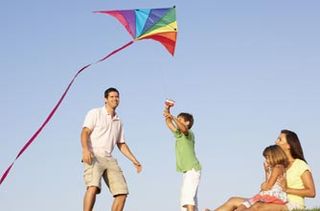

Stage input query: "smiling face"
[{"left": 105, "top": 91, "right": 120, "bottom": 110}]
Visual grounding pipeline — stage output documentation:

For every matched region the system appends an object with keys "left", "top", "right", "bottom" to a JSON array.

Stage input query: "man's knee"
[
  {"left": 86, "top": 186, "right": 99, "bottom": 194},
  {"left": 114, "top": 194, "right": 127, "bottom": 201}
]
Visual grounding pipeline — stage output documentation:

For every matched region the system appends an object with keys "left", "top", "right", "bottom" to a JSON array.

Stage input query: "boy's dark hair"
[
  {"left": 104, "top": 87, "right": 119, "bottom": 98},
  {"left": 177, "top": 112, "right": 194, "bottom": 129}
]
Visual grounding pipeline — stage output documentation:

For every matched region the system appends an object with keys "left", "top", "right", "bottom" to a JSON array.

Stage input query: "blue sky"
[{"left": 0, "top": 0, "right": 319, "bottom": 210}]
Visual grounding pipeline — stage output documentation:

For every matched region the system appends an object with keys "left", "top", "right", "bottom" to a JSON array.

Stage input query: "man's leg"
[
  {"left": 185, "top": 204, "right": 195, "bottom": 211},
  {"left": 104, "top": 159, "right": 129, "bottom": 211},
  {"left": 112, "top": 194, "right": 127, "bottom": 211},
  {"left": 83, "top": 186, "right": 99, "bottom": 211}
]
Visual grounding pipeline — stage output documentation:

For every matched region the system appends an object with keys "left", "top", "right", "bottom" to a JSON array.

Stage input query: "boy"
[{"left": 163, "top": 101, "right": 201, "bottom": 211}]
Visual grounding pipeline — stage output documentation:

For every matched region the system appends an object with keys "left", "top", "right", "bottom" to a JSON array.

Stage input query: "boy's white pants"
[{"left": 180, "top": 168, "right": 201, "bottom": 211}]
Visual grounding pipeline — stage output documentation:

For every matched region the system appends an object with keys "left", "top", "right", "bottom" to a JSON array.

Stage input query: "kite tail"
[{"left": 0, "top": 40, "right": 134, "bottom": 186}]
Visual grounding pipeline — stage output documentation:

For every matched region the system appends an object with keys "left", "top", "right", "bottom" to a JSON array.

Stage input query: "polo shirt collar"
[{"left": 102, "top": 106, "right": 120, "bottom": 120}]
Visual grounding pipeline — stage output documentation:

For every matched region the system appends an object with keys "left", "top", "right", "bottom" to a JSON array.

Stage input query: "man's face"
[{"left": 105, "top": 91, "right": 120, "bottom": 109}]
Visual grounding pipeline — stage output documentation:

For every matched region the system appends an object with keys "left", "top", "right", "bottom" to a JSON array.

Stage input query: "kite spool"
[{"left": 165, "top": 98, "right": 175, "bottom": 107}]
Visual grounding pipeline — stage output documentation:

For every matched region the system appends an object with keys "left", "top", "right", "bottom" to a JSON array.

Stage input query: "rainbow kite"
[
  {"left": 0, "top": 6, "right": 177, "bottom": 186},
  {"left": 95, "top": 6, "right": 177, "bottom": 55}
]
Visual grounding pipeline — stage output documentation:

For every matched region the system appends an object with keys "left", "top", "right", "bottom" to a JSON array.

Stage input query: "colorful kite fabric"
[
  {"left": 0, "top": 6, "right": 177, "bottom": 186},
  {"left": 95, "top": 6, "right": 177, "bottom": 55}
]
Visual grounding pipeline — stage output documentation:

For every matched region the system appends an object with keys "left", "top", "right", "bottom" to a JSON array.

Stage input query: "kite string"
[
  {"left": 0, "top": 40, "right": 134, "bottom": 186},
  {"left": 159, "top": 66, "right": 170, "bottom": 100}
]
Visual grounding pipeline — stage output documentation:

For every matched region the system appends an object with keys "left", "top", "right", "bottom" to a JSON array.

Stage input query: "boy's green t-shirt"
[{"left": 173, "top": 129, "right": 201, "bottom": 173}]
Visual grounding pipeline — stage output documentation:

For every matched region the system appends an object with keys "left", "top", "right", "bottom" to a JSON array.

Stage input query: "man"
[{"left": 81, "top": 87, "right": 142, "bottom": 211}]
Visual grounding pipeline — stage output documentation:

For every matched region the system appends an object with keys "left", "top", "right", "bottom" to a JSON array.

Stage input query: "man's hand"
[
  {"left": 82, "top": 149, "right": 94, "bottom": 165},
  {"left": 133, "top": 161, "right": 142, "bottom": 173}
]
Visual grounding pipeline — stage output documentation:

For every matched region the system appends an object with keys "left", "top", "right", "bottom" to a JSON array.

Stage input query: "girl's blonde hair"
[{"left": 263, "top": 145, "right": 289, "bottom": 168}]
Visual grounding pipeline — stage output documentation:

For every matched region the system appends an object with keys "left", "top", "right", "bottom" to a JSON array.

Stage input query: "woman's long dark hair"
[{"left": 281, "top": 129, "right": 307, "bottom": 163}]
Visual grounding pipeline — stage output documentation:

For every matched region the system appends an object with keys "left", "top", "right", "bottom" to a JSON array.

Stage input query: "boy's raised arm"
[
  {"left": 164, "top": 107, "right": 176, "bottom": 132},
  {"left": 172, "top": 116, "right": 189, "bottom": 135}
]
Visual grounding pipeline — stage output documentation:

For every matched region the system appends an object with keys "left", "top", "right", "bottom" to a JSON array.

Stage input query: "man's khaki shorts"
[{"left": 83, "top": 156, "right": 129, "bottom": 196}]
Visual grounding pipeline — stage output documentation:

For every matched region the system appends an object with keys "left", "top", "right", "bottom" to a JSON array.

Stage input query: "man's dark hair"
[{"left": 104, "top": 87, "right": 119, "bottom": 98}]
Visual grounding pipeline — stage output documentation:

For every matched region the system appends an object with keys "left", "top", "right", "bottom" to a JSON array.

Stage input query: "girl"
[
  {"left": 235, "top": 145, "right": 289, "bottom": 211},
  {"left": 211, "top": 129, "right": 316, "bottom": 211}
]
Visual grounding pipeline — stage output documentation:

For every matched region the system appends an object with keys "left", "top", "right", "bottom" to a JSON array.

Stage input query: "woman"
[{"left": 209, "top": 129, "right": 316, "bottom": 211}]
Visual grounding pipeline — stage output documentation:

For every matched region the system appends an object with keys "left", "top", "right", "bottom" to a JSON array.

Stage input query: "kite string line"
[{"left": 0, "top": 40, "right": 134, "bottom": 186}]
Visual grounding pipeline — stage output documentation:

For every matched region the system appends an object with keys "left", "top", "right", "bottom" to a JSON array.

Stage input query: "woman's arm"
[{"left": 286, "top": 170, "right": 316, "bottom": 198}]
